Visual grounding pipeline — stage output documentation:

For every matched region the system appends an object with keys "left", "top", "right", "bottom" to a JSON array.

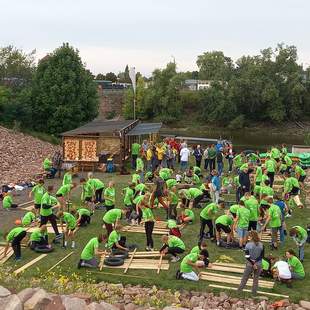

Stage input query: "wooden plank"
[
  {"left": 209, "top": 284, "right": 289, "bottom": 299},
  {"left": 47, "top": 251, "right": 74, "bottom": 272},
  {"left": 207, "top": 265, "right": 244, "bottom": 274},
  {"left": 0, "top": 249, "right": 14, "bottom": 264},
  {"left": 157, "top": 254, "right": 163, "bottom": 274},
  {"left": 14, "top": 254, "right": 48, "bottom": 276},
  {"left": 124, "top": 248, "right": 136, "bottom": 273},
  {"left": 213, "top": 262, "right": 245, "bottom": 268},
  {"left": 27, "top": 227, "right": 59, "bottom": 234},
  {"left": 19, "top": 200, "right": 34, "bottom": 208},
  {"left": 99, "top": 252, "right": 107, "bottom": 271}
]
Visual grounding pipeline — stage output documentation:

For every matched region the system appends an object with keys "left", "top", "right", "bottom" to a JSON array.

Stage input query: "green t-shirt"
[
  {"left": 245, "top": 197, "right": 259, "bottom": 221},
  {"left": 166, "top": 179, "right": 177, "bottom": 189},
  {"left": 103, "top": 209, "right": 122, "bottom": 224},
  {"left": 208, "top": 148, "right": 217, "bottom": 159},
  {"left": 265, "top": 159, "right": 276, "bottom": 173},
  {"left": 135, "top": 183, "right": 146, "bottom": 193},
  {"left": 31, "top": 184, "right": 45, "bottom": 204},
  {"left": 284, "top": 177, "right": 299, "bottom": 193},
  {"left": 237, "top": 207, "right": 250, "bottom": 229},
  {"left": 169, "top": 191, "right": 179, "bottom": 205},
  {"left": 132, "top": 174, "right": 140, "bottom": 184},
  {"left": 136, "top": 158, "right": 144, "bottom": 171},
  {"left": 260, "top": 186, "right": 274, "bottom": 197},
  {"left": 40, "top": 192, "right": 58, "bottom": 216},
  {"left": 188, "top": 188, "right": 203, "bottom": 199},
  {"left": 180, "top": 253, "right": 198, "bottom": 273},
  {"left": 88, "top": 179, "right": 105, "bottom": 190},
  {"left": 62, "top": 172, "right": 72, "bottom": 186},
  {"left": 295, "top": 165, "right": 306, "bottom": 177},
  {"left": 260, "top": 174, "right": 269, "bottom": 186},
  {"left": 77, "top": 208, "right": 91, "bottom": 217},
  {"left": 133, "top": 195, "right": 145, "bottom": 205},
  {"left": 254, "top": 185, "right": 261, "bottom": 195},
  {"left": 255, "top": 167, "right": 263, "bottom": 183},
  {"left": 284, "top": 155, "right": 292, "bottom": 166},
  {"left": 43, "top": 158, "right": 52, "bottom": 170},
  {"left": 292, "top": 226, "right": 307, "bottom": 242},
  {"left": 107, "top": 230, "right": 120, "bottom": 248},
  {"left": 222, "top": 177, "right": 231, "bottom": 187},
  {"left": 104, "top": 187, "right": 115, "bottom": 206},
  {"left": 215, "top": 214, "right": 233, "bottom": 226},
  {"left": 240, "top": 163, "right": 248, "bottom": 172},
  {"left": 268, "top": 204, "right": 281, "bottom": 228},
  {"left": 190, "top": 245, "right": 200, "bottom": 255},
  {"left": 2, "top": 195, "right": 13, "bottom": 209},
  {"left": 56, "top": 184, "right": 71, "bottom": 196},
  {"left": 82, "top": 183, "right": 93, "bottom": 199},
  {"left": 81, "top": 237, "right": 99, "bottom": 260},
  {"left": 167, "top": 219, "right": 177, "bottom": 229},
  {"left": 200, "top": 203, "right": 218, "bottom": 220},
  {"left": 159, "top": 168, "right": 172, "bottom": 180},
  {"left": 123, "top": 187, "right": 134, "bottom": 206},
  {"left": 230, "top": 204, "right": 240, "bottom": 214},
  {"left": 185, "top": 209, "right": 195, "bottom": 220},
  {"left": 168, "top": 236, "right": 185, "bottom": 250},
  {"left": 6, "top": 227, "right": 25, "bottom": 242},
  {"left": 30, "top": 228, "right": 46, "bottom": 242},
  {"left": 288, "top": 256, "right": 305, "bottom": 277},
  {"left": 132, "top": 143, "right": 141, "bottom": 155},
  {"left": 271, "top": 148, "right": 281, "bottom": 159},
  {"left": 262, "top": 258, "right": 270, "bottom": 271},
  {"left": 234, "top": 154, "right": 243, "bottom": 168},
  {"left": 233, "top": 176, "right": 240, "bottom": 187},
  {"left": 22, "top": 211, "right": 36, "bottom": 226},
  {"left": 63, "top": 212, "right": 77, "bottom": 229},
  {"left": 142, "top": 207, "right": 154, "bottom": 221}
]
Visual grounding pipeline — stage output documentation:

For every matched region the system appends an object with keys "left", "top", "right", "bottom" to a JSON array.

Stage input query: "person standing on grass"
[
  {"left": 140, "top": 195, "right": 155, "bottom": 251},
  {"left": 210, "top": 170, "right": 221, "bottom": 204},
  {"left": 216, "top": 148, "right": 224, "bottom": 176},
  {"left": 286, "top": 249, "right": 305, "bottom": 280},
  {"left": 180, "top": 144, "right": 190, "bottom": 172},
  {"left": 136, "top": 156, "right": 145, "bottom": 183},
  {"left": 265, "top": 155, "right": 276, "bottom": 187},
  {"left": 237, "top": 231, "right": 264, "bottom": 296},
  {"left": 78, "top": 234, "right": 107, "bottom": 269},
  {"left": 3, "top": 226, "right": 27, "bottom": 260},
  {"left": 215, "top": 213, "right": 233, "bottom": 247},
  {"left": 56, "top": 183, "right": 76, "bottom": 210},
  {"left": 160, "top": 235, "right": 185, "bottom": 263},
  {"left": 243, "top": 192, "right": 259, "bottom": 232},
  {"left": 235, "top": 200, "right": 250, "bottom": 249},
  {"left": 80, "top": 178, "right": 94, "bottom": 211},
  {"left": 150, "top": 170, "right": 168, "bottom": 209},
  {"left": 57, "top": 210, "right": 78, "bottom": 249},
  {"left": 104, "top": 181, "right": 116, "bottom": 211},
  {"left": 289, "top": 226, "right": 308, "bottom": 262},
  {"left": 62, "top": 170, "right": 73, "bottom": 186},
  {"left": 292, "top": 162, "right": 306, "bottom": 189},
  {"left": 208, "top": 144, "right": 217, "bottom": 172},
  {"left": 193, "top": 145, "right": 203, "bottom": 168},
  {"left": 76, "top": 208, "right": 92, "bottom": 227},
  {"left": 87, "top": 175, "right": 105, "bottom": 203},
  {"left": 29, "top": 179, "right": 45, "bottom": 217},
  {"left": 131, "top": 141, "right": 141, "bottom": 169}
]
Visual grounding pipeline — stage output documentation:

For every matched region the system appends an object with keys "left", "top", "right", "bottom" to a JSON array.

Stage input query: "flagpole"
[{"left": 129, "top": 67, "right": 136, "bottom": 121}]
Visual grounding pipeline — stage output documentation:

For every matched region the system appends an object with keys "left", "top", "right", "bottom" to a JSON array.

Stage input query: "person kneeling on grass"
[
  {"left": 190, "top": 240, "right": 211, "bottom": 267},
  {"left": 57, "top": 210, "right": 78, "bottom": 249},
  {"left": 289, "top": 226, "right": 307, "bottom": 262},
  {"left": 160, "top": 235, "right": 185, "bottom": 263},
  {"left": 29, "top": 225, "right": 51, "bottom": 251},
  {"left": 270, "top": 256, "right": 292, "bottom": 287},
  {"left": 168, "top": 216, "right": 182, "bottom": 238},
  {"left": 179, "top": 208, "right": 195, "bottom": 224},
  {"left": 285, "top": 249, "right": 305, "bottom": 280},
  {"left": 3, "top": 226, "right": 27, "bottom": 260},
  {"left": 2, "top": 192, "right": 18, "bottom": 210},
  {"left": 176, "top": 251, "right": 206, "bottom": 281},
  {"left": 76, "top": 208, "right": 92, "bottom": 227},
  {"left": 78, "top": 234, "right": 107, "bottom": 268},
  {"left": 215, "top": 213, "right": 234, "bottom": 247},
  {"left": 56, "top": 183, "right": 77, "bottom": 210},
  {"left": 107, "top": 224, "right": 129, "bottom": 253},
  {"left": 22, "top": 208, "right": 37, "bottom": 227}
]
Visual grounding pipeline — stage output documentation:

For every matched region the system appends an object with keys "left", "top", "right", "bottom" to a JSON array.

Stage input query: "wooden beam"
[
  {"left": 124, "top": 248, "right": 136, "bottom": 274},
  {"left": 99, "top": 251, "right": 107, "bottom": 271},
  {"left": 19, "top": 200, "right": 34, "bottom": 208},
  {"left": 14, "top": 254, "right": 48, "bottom": 276},
  {"left": 47, "top": 251, "right": 74, "bottom": 272},
  {"left": 213, "top": 262, "right": 245, "bottom": 268},
  {"left": 207, "top": 265, "right": 244, "bottom": 274},
  {"left": 157, "top": 254, "right": 163, "bottom": 274},
  {"left": 209, "top": 284, "right": 289, "bottom": 299}
]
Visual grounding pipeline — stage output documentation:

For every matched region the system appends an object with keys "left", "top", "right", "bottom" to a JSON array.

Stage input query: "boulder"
[
  {"left": 0, "top": 286, "right": 11, "bottom": 298},
  {"left": 24, "top": 289, "right": 52, "bottom": 310},
  {"left": 87, "top": 303, "right": 108, "bottom": 310},
  {"left": 61, "top": 296, "right": 86, "bottom": 310},
  {"left": 0, "top": 294, "right": 22, "bottom": 310},
  {"left": 17, "top": 288, "right": 40, "bottom": 304},
  {"left": 99, "top": 302, "right": 119, "bottom": 310},
  {"left": 45, "top": 296, "right": 65, "bottom": 310},
  {"left": 70, "top": 293, "right": 92, "bottom": 304},
  {"left": 163, "top": 307, "right": 189, "bottom": 310},
  {"left": 300, "top": 301, "right": 310, "bottom": 310},
  {"left": 124, "top": 304, "right": 137, "bottom": 310}
]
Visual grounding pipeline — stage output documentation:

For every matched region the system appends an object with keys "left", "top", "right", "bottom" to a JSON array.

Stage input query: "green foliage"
[
  {"left": 105, "top": 72, "right": 117, "bottom": 82},
  {"left": 106, "top": 110, "right": 116, "bottom": 120},
  {"left": 304, "top": 133, "right": 310, "bottom": 146},
  {"left": 228, "top": 115, "right": 246, "bottom": 129},
  {"left": 30, "top": 43, "right": 99, "bottom": 134},
  {"left": 95, "top": 73, "right": 105, "bottom": 80}
]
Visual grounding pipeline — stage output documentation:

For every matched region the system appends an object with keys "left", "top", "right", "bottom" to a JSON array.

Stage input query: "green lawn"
[{"left": 1, "top": 167, "right": 310, "bottom": 303}]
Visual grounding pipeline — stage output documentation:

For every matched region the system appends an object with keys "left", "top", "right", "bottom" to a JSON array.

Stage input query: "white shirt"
[
  {"left": 273, "top": 261, "right": 291, "bottom": 279},
  {"left": 180, "top": 148, "right": 190, "bottom": 162}
]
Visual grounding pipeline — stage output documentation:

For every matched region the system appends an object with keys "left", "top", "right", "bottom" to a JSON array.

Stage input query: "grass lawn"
[{"left": 1, "top": 166, "right": 310, "bottom": 303}]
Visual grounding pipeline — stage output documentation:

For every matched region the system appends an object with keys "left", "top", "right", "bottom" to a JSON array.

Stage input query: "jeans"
[
  {"left": 204, "top": 158, "right": 210, "bottom": 171},
  {"left": 294, "top": 237, "right": 307, "bottom": 261},
  {"left": 217, "top": 162, "right": 223, "bottom": 176},
  {"left": 195, "top": 158, "right": 202, "bottom": 168},
  {"left": 200, "top": 217, "right": 214, "bottom": 240},
  {"left": 132, "top": 154, "right": 137, "bottom": 169},
  {"left": 238, "top": 262, "right": 262, "bottom": 294},
  {"left": 181, "top": 271, "right": 199, "bottom": 281},
  {"left": 12, "top": 231, "right": 27, "bottom": 259},
  {"left": 209, "top": 158, "right": 216, "bottom": 172},
  {"left": 145, "top": 221, "right": 154, "bottom": 248},
  {"left": 228, "top": 158, "right": 233, "bottom": 172},
  {"left": 267, "top": 172, "right": 275, "bottom": 187},
  {"left": 180, "top": 161, "right": 188, "bottom": 171}
]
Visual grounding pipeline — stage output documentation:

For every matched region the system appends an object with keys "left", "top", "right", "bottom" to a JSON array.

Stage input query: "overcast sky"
[{"left": 1, "top": 0, "right": 309, "bottom": 76}]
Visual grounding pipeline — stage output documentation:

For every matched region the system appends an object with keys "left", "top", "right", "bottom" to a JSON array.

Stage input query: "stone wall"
[{"left": 97, "top": 88, "right": 125, "bottom": 119}]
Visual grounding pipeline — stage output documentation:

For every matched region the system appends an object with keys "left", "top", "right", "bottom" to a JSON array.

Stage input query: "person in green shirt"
[
  {"left": 180, "top": 208, "right": 195, "bottom": 224},
  {"left": 262, "top": 197, "right": 282, "bottom": 250},
  {"left": 136, "top": 156, "right": 145, "bottom": 183},
  {"left": 208, "top": 145, "right": 217, "bottom": 172},
  {"left": 29, "top": 225, "right": 50, "bottom": 251},
  {"left": 78, "top": 234, "right": 107, "bottom": 268},
  {"left": 283, "top": 173, "right": 303, "bottom": 209},
  {"left": 260, "top": 180, "right": 274, "bottom": 198},
  {"left": 57, "top": 210, "right": 78, "bottom": 248},
  {"left": 189, "top": 240, "right": 210, "bottom": 267},
  {"left": 199, "top": 202, "right": 225, "bottom": 240},
  {"left": 43, "top": 157, "right": 52, "bottom": 171},
  {"left": 281, "top": 144, "right": 288, "bottom": 156},
  {"left": 286, "top": 249, "right": 305, "bottom": 280},
  {"left": 2, "top": 192, "right": 18, "bottom": 209},
  {"left": 76, "top": 208, "right": 92, "bottom": 227},
  {"left": 243, "top": 192, "right": 259, "bottom": 232},
  {"left": 103, "top": 208, "right": 126, "bottom": 236},
  {"left": 56, "top": 183, "right": 76, "bottom": 210},
  {"left": 131, "top": 173, "right": 141, "bottom": 185},
  {"left": 284, "top": 154, "right": 293, "bottom": 171},
  {"left": 233, "top": 153, "right": 244, "bottom": 171},
  {"left": 29, "top": 179, "right": 45, "bottom": 215},
  {"left": 160, "top": 235, "right": 185, "bottom": 262},
  {"left": 255, "top": 166, "right": 263, "bottom": 186},
  {"left": 106, "top": 224, "right": 128, "bottom": 252},
  {"left": 104, "top": 181, "right": 116, "bottom": 211},
  {"left": 131, "top": 142, "right": 141, "bottom": 169},
  {"left": 40, "top": 185, "right": 62, "bottom": 242},
  {"left": 122, "top": 183, "right": 135, "bottom": 221},
  {"left": 3, "top": 226, "right": 26, "bottom": 260},
  {"left": 80, "top": 178, "right": 95, "bottom": 211},
  {"left": 87, "top": 176, "right": 105, "bottom": 203},
  {"left": 261, "top": 257, "right": 272, "bottom": 278},
  {"left": 62, "top": 170, "right": 73, "bottom": 186},
  {"left": 215, "top": 214, "right": 233, "bottom": 246},
  {"left": 289, "top": 226, "right": 307, "bottom": 261},
  {"left": 140, "top": 202, "right": 155, "bottom": 251},
  {"left": 176, "top": 252, "right": 205, "bottom": 281},
  {"left": 271, "top": 146, "right": 281, "bottom": 161},
  {"left": 235, "top": 200, "right": 250, "bottom": 248},
  {"left": 265, "top": 156, "right": 276, "bottom": 187},
  {"left": 292, "top": 163, "right": 306, "bottom": 189},
  {"left": 22, "top": 209, "right": 37, "bottom": 227}
]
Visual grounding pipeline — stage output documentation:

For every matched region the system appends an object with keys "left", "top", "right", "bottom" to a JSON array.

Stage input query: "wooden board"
[
  {"left": 207, "top": 265, "right": 244, "bottom": 274},
  {"left": 27, "top": 226, "right": 62, "bottom": 234},
  {"left": 213, "top": 262, "right": 245, "bottom": 268},
  {"left": 209, "top": 284, "right": 289, "bottom": 299},
  {"left": 121, "top": 226, "right": 169, "bottom": 235},
  {"left": 19, "top": 200, "right": 34, "bottom": 208},
  {"left": 0, "top": 247, "right": 14, "bottom": 264},
  {"left": 104, "top": 258, "right": 169, "bottom": 271},
  {"left": 124, "top": 248, "right": 137, "bottom": 273},
  {"left": 14, "top": 254, "right": 48, "bottom": 276},
  {"left": 47, "top": 251, "right": 74, "bottom": 272}
]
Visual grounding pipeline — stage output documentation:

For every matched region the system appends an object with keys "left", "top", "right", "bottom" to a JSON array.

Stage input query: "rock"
[
  {"left": 45, "top": 296, "right": 65, "bottom": 310},
  {"left": 88, "top": 303, "right": 109, "bottom": 310},
  {"left": 61, "top": 296, "right": 86, "bottom": 310},
  {"left": 300, "top": 301, "right": 310, "bottom": 310},
  {"left": 113, "top": 303, "right": 125, "bottom": 310},
  {"left": 219, "top": 292, "right": 229, "bottom": 302},
  {"left": 24, "top": 289, "right": 52, "bottom": 310},
  {"left": 163, "top": 307, "right": 189, "bottom": 310},
  {"left": 17, "top": 288, "right": 40, "bottom": 304},
  {"left": 0, "top": 286, "right": 11, "bottom": 298},
  {"left": 70, "top": 293, "right": 91, "bottom": 304},
  {"left": 124, "top": 304, "right": 137, "bottom": 310},
  {"left": 190, "top": 296, "right": 201, "bottom": 308},
  {"left": 286, "top": 307, "right": 293, "bottom": 310},
  {"left": 0, "top": 294, "right": 22, "bottom": 310},
  {"left": 99, "top": 302, "right": 119, "bottom": 310}
]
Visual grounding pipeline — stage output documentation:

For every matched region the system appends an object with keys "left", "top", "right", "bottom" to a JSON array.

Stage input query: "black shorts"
[
  {"left": 56, "top": 193, "right": 63, "bottom": 197},
  {"left": 216, "top": 223, "right": 231, "bottom": 233},
  {"left": 84, "top": 197, "right": 92, "bottom": 202},
  {"left": 230, "top": 212, "right": 237, "bottom": 219},
  {"left": 248, "top": 221, "right": 257, "bottom": 231},
  {"left": 299, "top": 175, "right": 306, "bottom": 183},
  {"left": 34, "top": 204, "right": 41, "bottom": 210}
]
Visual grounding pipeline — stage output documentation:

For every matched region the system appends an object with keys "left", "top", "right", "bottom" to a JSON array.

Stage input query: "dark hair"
[
  {"left": 264, "top": 179, "right": 270, "bottom": 186},
  {"left": 47, "top": 185, "right": 53, "bottom": 192},
  {"left": 80, "top": 178, "right": 86, "bottom": 183},
  {"left": 98, "top": 234, "right": 107, "bottom": 243},
  {"left": 287, "top": 249, "right": 296, "bottom": 256},
  {"left": 249, "top": 231, "right": 260, "bottom": 244},
  {"left": 239, "top": 200, "right": 245, "bottom": 206},
  {"left": 38, "top": 179, "right": 44, "bottom": 184},
  {"left": 200, "top": 249, "right": 209, "bottom": 257}
]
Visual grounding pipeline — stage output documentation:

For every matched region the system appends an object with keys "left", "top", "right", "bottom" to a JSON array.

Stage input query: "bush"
[{"left": 228, "top": 115, "right": 245, "bottom": 129}]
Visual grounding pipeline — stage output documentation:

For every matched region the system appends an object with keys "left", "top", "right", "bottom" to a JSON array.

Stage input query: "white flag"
[{"left": 129, "top": 67, "right": 136, "bottom": 93}]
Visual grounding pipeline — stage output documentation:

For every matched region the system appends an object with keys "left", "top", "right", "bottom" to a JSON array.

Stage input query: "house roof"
[
  {"left": 126, "top": 122, "right": 162, "bottom": 136},
  {"left": 61, "top": 119, "right": 137, "bottom": 136}
]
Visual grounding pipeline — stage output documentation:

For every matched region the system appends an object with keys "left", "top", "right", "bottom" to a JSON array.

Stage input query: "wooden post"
[
  {"left": 124, "top": 248, "right": 137, "bottom": 274},
  {"left": 157, "top": 254, "right": 163, "bottom": 274},
  {"left": 99, "top": 251, "right": 107, "bottom": 271}
]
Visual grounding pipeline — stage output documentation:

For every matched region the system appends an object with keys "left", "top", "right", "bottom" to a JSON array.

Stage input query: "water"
[{"left": 161, "top": 126, "right": 305, "bottom": 152}]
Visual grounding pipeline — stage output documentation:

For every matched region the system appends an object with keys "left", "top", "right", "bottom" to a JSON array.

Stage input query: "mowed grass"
[{"left": 1, "top": 166, "right": 310, "bottom": 303}]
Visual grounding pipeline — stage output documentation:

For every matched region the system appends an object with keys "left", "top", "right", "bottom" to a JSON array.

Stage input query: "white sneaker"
[
  {"left": 170, "top": 256, "right": 180, "bottom": 263},
  {"left": 145, "top": 247, "right": 150, "bottom": 251}
]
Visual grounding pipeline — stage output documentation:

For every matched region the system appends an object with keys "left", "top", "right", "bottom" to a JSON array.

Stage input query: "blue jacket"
[{"left": 212, "top": 176, "right": 221, "bottom": 191}]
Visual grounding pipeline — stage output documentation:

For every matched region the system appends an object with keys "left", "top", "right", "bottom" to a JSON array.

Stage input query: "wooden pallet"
[
  {"left": 128, "top": 251, "right": 162, "bottom": 258},
  {"left": 0, "top": 247, "right": 14, "bottom": 264},
  {"left": 200, "top": 272, "right": 274, "bottom": 289},
  {"left": 209, "top": 284, "right": 289, "bottom": 299},
  {"left": 104, "top": 258, "right": 169, "bottom": 271}
]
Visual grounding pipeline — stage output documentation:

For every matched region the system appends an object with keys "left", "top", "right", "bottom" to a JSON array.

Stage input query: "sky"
[{"left": 1, "top": 0, "right": 309, "bottom": 76}]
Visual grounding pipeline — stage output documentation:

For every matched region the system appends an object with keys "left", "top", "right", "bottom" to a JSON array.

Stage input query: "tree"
[
  {"left": 105, "top": 72, "right": 117, "bottom": 82},
  {"left": 197, "top": 51, "right": 233, "bottom": 81},
  {"left": 30, "top": 43, "right": 99, "bottom": 134},
  {"left": 95, "top": 73, "right": 105, "bottom": 80}
]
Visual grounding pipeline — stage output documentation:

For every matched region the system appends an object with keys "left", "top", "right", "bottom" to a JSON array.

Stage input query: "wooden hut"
[{"left": 61, "top": 119, "right": 162, "bottom": 171}]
